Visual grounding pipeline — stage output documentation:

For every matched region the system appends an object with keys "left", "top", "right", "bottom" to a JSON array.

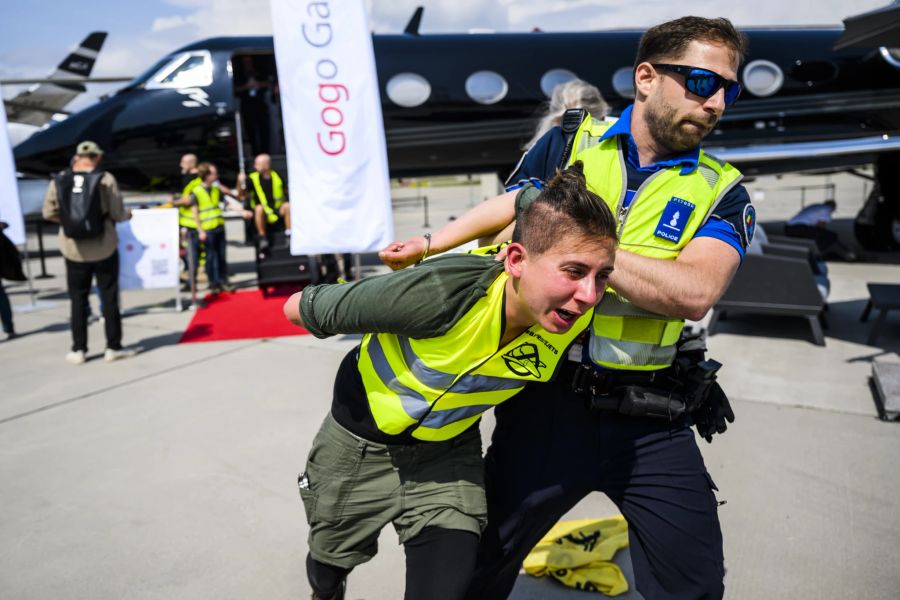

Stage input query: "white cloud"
[{"left": 152, "top": 15, "right": 194, "bottom": 32}]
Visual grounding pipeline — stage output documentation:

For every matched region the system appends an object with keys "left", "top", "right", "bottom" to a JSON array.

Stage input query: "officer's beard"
[{"left": 645, "top": 94, "right": 718, "bottom": 154}]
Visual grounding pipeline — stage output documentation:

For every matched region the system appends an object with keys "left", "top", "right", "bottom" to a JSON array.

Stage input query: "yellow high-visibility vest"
[
  {"left": 569, "top": 116, "right": 743, "bottom": 370},
  {"left": 249, "top": 170, "right": 285, "bottom": 225},
  {"left": 192, "top": 185, "right": 225, "bottom": 231},
  {"left": 357, "top": 273, "right": 592, "bottom": 442},
  {"left": 178, "top": 176, "right": 202, "bottom": 229}
]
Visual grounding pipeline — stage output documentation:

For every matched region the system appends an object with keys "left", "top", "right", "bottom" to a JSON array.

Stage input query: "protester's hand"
[
  {"left": 378, "top": 236, "right": 426, "bottom": 271},
  {"left": 242, "top": 210, "right": 253, "bottom": 220},
  {"left": 691, "top": 382, "right": 734, "bottom": 443}
]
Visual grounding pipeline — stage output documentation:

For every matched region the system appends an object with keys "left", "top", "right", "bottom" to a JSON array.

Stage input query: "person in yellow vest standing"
[
  {"left": 188, "top": 163, "right": 241, "bottom": 293},
  {"left": 284, "top": 165, "right": 616, "bottom": 600},
  {"left": 170, "top": 153, "right": 204, "bottom": 289},
  {"left": 239, "top": 153, "right": 290, "bottom": 255},
  {"left": 380, "top": 17, "right": 752, "bottom": 600}
]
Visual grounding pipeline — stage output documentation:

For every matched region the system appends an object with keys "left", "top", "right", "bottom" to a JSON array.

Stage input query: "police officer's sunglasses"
[{"left": 651, "top": 63, "right": 742, "bottom": 106}]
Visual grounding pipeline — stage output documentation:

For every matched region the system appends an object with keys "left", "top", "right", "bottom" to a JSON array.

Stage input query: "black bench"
[{"left": 860, "top": 283, "right": 900, "bottom": 345}]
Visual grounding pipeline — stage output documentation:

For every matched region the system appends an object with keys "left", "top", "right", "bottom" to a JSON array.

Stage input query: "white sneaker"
[
  {"left": 104, "top": 348, "right": 137, "bottom": 362},
  {"left": 65, "top": 350, "right": 86, "bottom": 365}
]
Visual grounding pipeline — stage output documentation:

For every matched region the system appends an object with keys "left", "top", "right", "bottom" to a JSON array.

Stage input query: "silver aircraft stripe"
[
  {"left": 74, "top": 48, "right": 100, "bottom": 60},
  {"left": 367, "top": 336, "right": 431, "bottom": 419},
  {"left": 398, "top": 336, "right": 525, "bottom": 393},
  {"left": 420, "top": 404, "right": 496, "bottom": 429}
]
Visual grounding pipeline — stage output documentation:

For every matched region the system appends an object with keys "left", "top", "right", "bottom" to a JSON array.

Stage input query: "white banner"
[
  {"left": 271, "top": 0, "right": 393, "bottom": 255},
  {"left": 116, "top": 208, "right": 180, "bottom": 290},
  {"left": 0, "top": 83, "right": 26, "bottom": 246}
]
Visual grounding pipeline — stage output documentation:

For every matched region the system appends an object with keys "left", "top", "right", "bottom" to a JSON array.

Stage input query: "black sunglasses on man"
[{"left": 651, "top": 63, "right": 742, "bottom": 106}]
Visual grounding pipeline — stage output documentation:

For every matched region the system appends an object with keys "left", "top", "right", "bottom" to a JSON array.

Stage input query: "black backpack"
[{"left": 55, "top": 169, "right": 105, "bottom": 239}]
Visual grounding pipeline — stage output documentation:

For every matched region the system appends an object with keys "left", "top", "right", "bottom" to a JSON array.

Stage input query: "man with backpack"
[{"left": 42, "top": 140, "right": 135, "bottom": 364}]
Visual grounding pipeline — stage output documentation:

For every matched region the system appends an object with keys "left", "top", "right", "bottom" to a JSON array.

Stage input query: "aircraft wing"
[{"left": 3, "top": 32, "right": 107, "bottom": 127}]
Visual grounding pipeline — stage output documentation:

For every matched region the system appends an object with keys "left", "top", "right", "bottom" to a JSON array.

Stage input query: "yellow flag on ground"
[{"left": 523, "top": 516, "right": 630, "bottom": 596}]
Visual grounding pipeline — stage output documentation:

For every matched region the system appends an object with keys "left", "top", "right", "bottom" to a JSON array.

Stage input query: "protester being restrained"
[{"left": 284, "top": 163, "right": 617, "bottom": 600}]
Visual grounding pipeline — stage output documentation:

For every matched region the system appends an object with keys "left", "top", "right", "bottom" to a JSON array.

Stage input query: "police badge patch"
[
  {"left": 654, "top": 196, "right": 696, "bottom": 243},
  {"left": 742, "top": 204, "right": 756, "bottom": 247}
]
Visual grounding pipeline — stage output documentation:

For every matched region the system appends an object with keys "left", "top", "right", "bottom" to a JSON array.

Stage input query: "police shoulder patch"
[{"left": 742, "top": 204, "right": 756, "bottom": 248}]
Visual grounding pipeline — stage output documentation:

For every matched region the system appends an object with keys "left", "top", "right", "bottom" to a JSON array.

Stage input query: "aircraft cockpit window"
[
  {"left": 540, "top": 69, "right": 578, "bottom": 97},
  {"left": 465, "top": 71, "right": 508, "bottom": 105},
  {"left": 386, "top": 73, "right": 432, "bottom": 107},
  {"left": 145, "top": 51, "right": 213, "bottom": 89}
]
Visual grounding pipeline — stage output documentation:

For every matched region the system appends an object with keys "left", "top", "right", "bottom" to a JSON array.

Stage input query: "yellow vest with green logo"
[
  {"left": 192, "top": 185, "right": 225, "bottom": 231},
  {"left": 249, "top": 170, "right": 285, "bottom": 225},
  {"left": 178, "top": 176, "right": 202, "bottom": 229},
  {"left": 357, "top": 273, "right": 592, "bottom": 442},
  {"left": 569, "top": 116, "right": 743, "bottom": 371}
]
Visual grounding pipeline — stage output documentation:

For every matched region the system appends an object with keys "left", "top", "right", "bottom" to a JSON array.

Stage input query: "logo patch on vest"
[
  {"left": 742, "top": 204, "right": 756, "bottom": 247},
  {"left": 654, "top": 197, "right": 695, "bottom": 243},
  {"left": 502, "top": 343, "right": 546, "bottom": 378}
]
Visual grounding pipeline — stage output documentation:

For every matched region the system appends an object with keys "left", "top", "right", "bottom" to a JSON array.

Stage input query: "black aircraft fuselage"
[{"left": 13, "top": 28, "right": 900, "bottom": 186}]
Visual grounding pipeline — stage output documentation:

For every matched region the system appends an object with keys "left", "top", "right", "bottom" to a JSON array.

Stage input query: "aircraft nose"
[{"left": 12, "top": 125, "right": 77, "bottom": 176}]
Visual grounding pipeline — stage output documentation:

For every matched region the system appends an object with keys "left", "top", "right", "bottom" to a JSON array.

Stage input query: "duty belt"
[{"left": 568, "top": 362, "right": 685, "bottom": 420}]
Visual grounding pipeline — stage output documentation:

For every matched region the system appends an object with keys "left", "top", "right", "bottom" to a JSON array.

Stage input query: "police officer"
[
  {"left": 42, "top": 140, "right": 135, "bottom": 364},
  {"left": 285, "top": 165, "right": 617, "bottom": 600},
  {"left": 380, "top": 16, "right": 753, "bottom": 599},
  {"left": 238, "top": 153, "right": 290, "bottom": 254}
]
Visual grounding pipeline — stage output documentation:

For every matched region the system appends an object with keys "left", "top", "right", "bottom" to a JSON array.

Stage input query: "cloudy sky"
[{"left": 0, "top": 0, "right": 887, "bottom": 115}]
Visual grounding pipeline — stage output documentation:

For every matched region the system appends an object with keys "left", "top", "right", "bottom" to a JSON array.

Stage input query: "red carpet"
[{"left": 179, "top": 289, "right": 310, "bottom": 343}]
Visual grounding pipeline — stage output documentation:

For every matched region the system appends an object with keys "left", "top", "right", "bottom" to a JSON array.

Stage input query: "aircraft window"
[
  {"left": 386, "top": 73, "right": 432, "bottom": 107},
  {"left": 880, "top": 47, "right": 900, "bottom": 68},
  {"left": 540, "top": 69, "right": 578, "bottom": 97},
  {"left": 611, "top": 67, "right": 635, "bottom": 99},
  {"left": 124, "top": 56, "right": 174, "bottom": 89},
  {"left": 465, "top": 71, "right": 508, "bottom": 105},
  {"left": 743, "top": 60, "right": 784, "bottom": 97},
  {"left": 145, "top": 51, "right": 213, "bottom": 89}
]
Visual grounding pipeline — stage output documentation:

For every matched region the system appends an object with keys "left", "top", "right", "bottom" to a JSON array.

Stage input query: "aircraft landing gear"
[{"left": 855, "top": 152, "right": 900, "bottom": 251}]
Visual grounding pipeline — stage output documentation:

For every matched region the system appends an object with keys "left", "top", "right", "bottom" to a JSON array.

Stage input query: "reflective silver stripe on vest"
[
  {"left": 599, "top": 291, "right": 666, "bottom": 319},
  {"left": 572, "top": 118, "right": 606, "bottom": 158},
  {"left": 420, "top": 403, "right": 496, "bottom": 429},
  {"left": 697, "top": 163, "right": 720, "bottom": 190},
  {"left": 367, "top": 336, "right": 431, "bottom": 420},
  {"left": 589, "top": 336, "right": 677, "bottom": 368},
  {"left": 397, "top": 336, "right": 524, "bottom": 393},
  {"left": 592, "top": 293, "right": 680, "bottom": 367}
]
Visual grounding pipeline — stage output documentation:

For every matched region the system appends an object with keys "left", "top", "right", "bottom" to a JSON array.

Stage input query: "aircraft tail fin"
[
  {"left": 404, "top": 7, "right": 424, "bottom": 36},
  {"left": 54, "top": 31, "right": 107, "bottom": 81}
]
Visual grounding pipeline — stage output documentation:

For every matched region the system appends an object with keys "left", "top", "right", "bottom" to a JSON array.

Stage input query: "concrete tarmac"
[{"left": 1, "top": 172, "right": 899, "bottom": 599}]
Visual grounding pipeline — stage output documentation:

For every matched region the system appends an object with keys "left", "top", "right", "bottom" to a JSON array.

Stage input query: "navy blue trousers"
[{"left": 466, "top": 374, "right": 725, "bottom": 600}]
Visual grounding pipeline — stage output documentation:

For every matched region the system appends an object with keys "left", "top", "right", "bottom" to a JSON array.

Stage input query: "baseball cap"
[{"left": 75, "top": 140, "right": 104, "bottom": 156}]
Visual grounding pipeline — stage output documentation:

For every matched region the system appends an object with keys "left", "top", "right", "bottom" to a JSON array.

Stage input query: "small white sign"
[{"left": 116, "top": 208, "right": 180, "bottom": 290}]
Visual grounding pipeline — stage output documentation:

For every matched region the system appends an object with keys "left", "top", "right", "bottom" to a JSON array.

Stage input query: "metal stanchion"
[
  {"left": 34, "top": 219, "right": 53, "bottom": 279},
  {"left": 184, "top": 227, "right": 201, "bottom": 309}
]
